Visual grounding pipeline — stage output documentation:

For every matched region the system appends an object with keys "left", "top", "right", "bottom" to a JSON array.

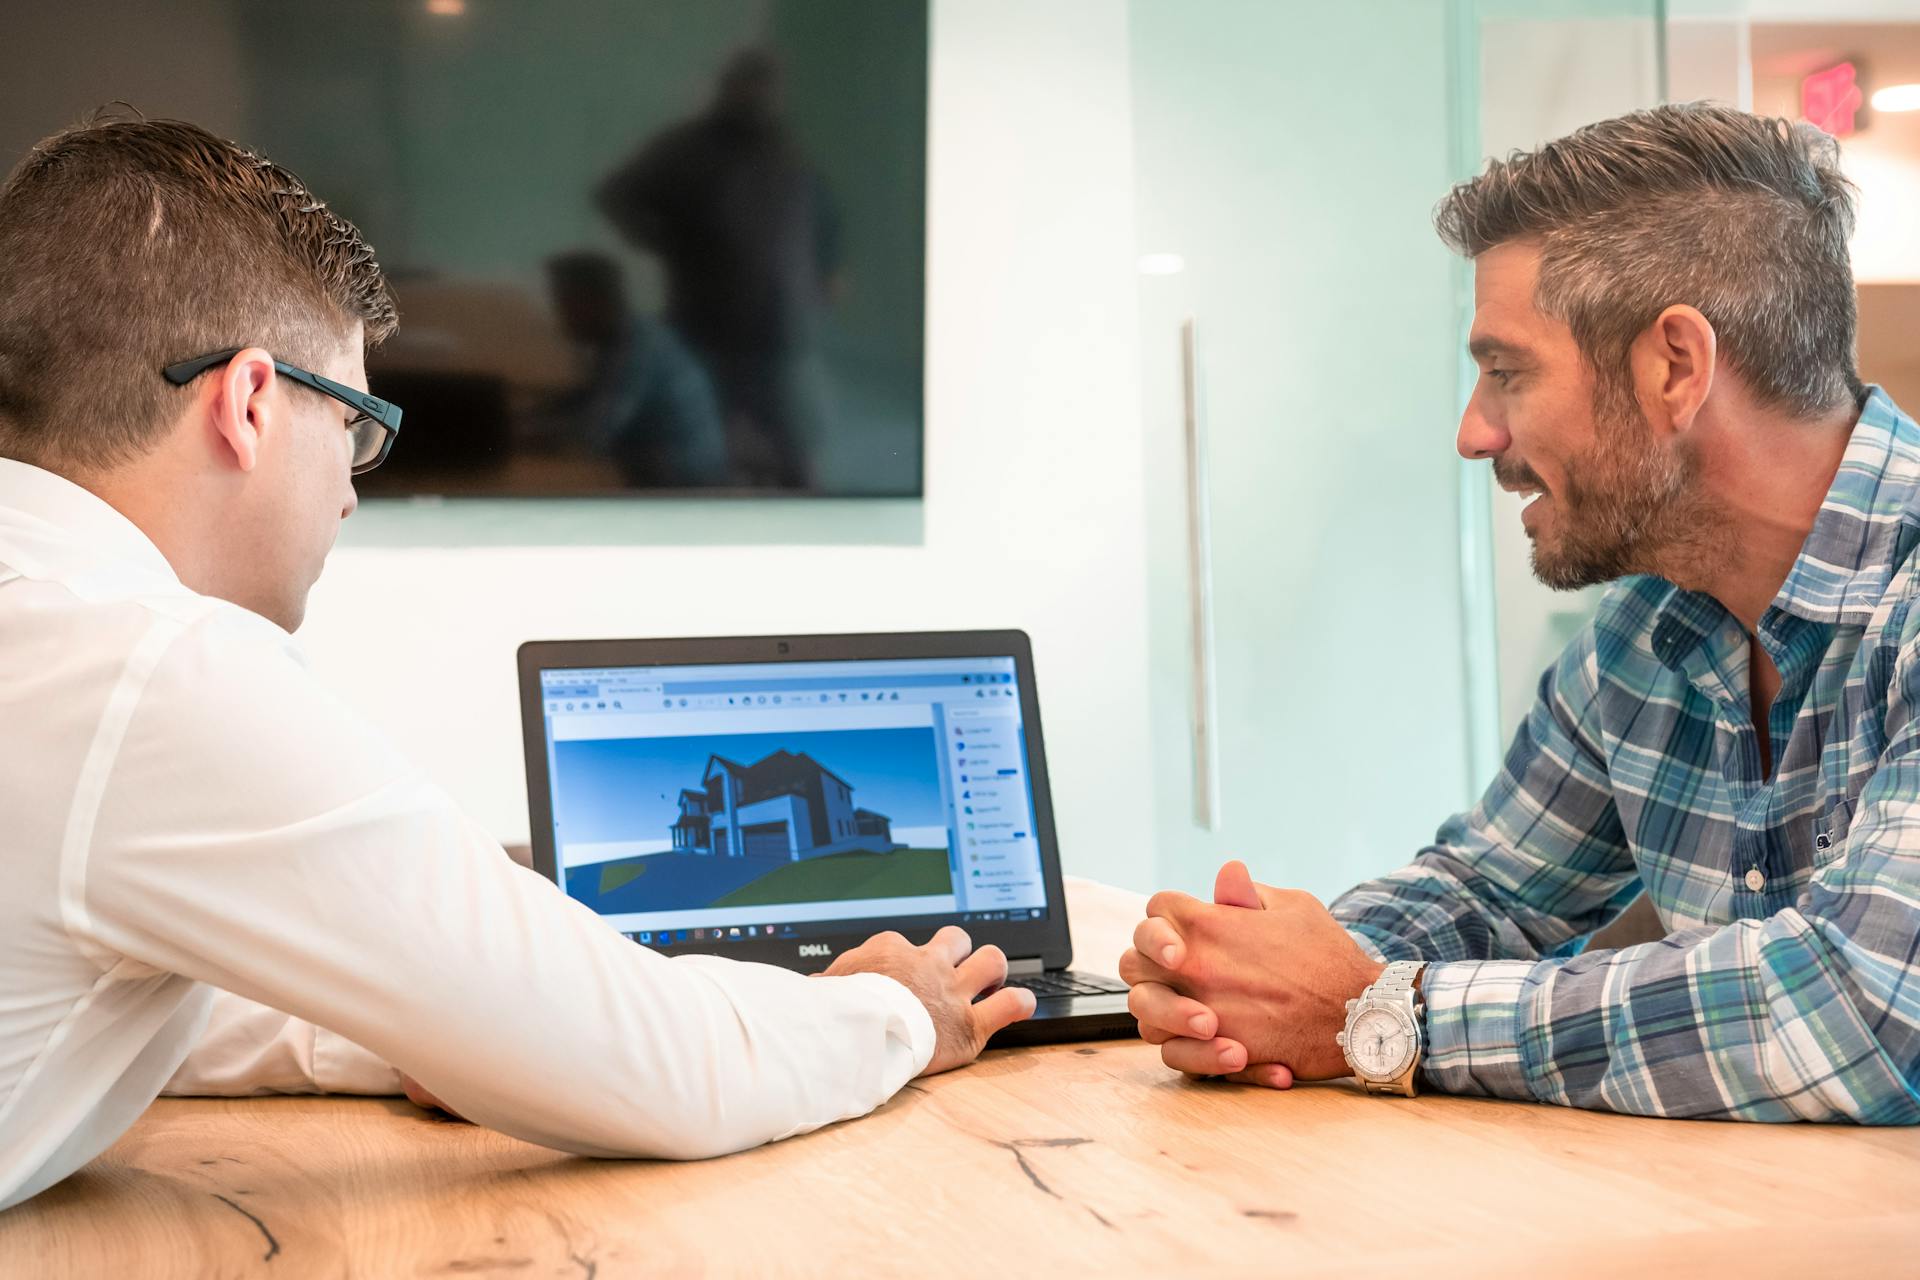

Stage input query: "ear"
[
  {"left": 206, "top": 348, "right": 279, "bottom": 473},
  {"left": 1632, "top": 304, "right": 1716, "bottom": 438}
]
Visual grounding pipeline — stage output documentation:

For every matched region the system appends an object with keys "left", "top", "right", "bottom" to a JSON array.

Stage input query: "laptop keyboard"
[{"left": 1005, "top": 971, "right": 1129, "bottom": 999}]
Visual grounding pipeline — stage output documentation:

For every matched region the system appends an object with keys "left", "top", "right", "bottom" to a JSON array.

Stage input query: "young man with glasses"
[{"left": 0, "top": 118, "right": 1032, "bottom": 1212}]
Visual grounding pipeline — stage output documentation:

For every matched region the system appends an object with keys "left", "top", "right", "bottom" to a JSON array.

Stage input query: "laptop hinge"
[{"left": 1008, "top": 957, "right": 1045, "bottom": 977}]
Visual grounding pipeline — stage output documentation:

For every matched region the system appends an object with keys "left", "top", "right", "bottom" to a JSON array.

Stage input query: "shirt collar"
[
  {"left": 1652, "top": 386, "right": 1920, "bottom": 669},
  {"left": 0, "top": 457, "right": 182, "bottom": 596},
  {"left": 1768, "top": 386, "right": 1920, "bottom": 627}
]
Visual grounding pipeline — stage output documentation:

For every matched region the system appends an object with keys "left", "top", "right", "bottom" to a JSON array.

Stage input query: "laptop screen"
[{"left": 534, "top": 654, "right": 1052, "bottom": 947}]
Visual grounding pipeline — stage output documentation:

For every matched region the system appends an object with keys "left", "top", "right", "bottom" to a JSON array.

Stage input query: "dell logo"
[{"left": 798, "top": 943, "right": 831, "bottom": 958}]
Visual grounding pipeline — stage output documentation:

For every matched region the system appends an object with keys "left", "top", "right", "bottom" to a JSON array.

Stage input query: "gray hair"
[{"left": 1435, "top": 102, "right": 1864, "bottom": 417}]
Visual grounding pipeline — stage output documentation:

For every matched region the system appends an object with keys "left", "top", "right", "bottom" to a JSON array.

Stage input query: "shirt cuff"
[
  {"left": 841, "top": 971, "right": 938, "bottom": 1078},
  {"left": 1345, "top": 927, "right": 1389, "bottom": 963},
  {"left": 1420, "top": 959, "right": 1537, "bottom": 1101}
]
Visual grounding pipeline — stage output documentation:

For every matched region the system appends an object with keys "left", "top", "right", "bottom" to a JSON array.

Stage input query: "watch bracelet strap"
[
  {"left": 1362, "top": 960, "right": 1426, "bottom": 1095},
  {"left": 1374, "top": 959, "right": 1425, "bottom": 998}
]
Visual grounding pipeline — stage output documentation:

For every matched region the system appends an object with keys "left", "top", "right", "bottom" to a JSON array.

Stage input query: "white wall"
[
  {"left": 297, "top": 0, "right": 1162, "bottom": 892},
  {"left": 1839, "top": 142, "right": 1920, "bottom": 284},
  {"left": 1668, "top": 17, "right": 1752, "bottom": 106}
]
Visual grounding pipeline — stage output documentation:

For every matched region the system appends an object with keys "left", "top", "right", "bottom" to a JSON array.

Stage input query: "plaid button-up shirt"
[{"left": 1333, "top": 387, "right": 1920, "bottom": 1122}]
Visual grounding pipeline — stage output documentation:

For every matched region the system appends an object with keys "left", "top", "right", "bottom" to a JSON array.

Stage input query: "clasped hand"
[{"left": 1117, "top": 860, "right": 1384, "bottom": 1086}]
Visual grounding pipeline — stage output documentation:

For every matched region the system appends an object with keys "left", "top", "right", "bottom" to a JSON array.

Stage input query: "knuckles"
[{"left": 1144, "top": 890, "right": 1197, "bottom": 921}]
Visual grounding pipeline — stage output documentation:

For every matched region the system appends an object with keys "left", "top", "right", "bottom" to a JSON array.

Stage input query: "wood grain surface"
[{"left": 3, "top": 879, "right": 1914, "bottom": 1277}]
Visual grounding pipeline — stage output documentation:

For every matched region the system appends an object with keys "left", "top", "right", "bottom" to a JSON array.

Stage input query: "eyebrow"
[{"left": 1468, "top": 335, "right": 1532, "bottom": 363}]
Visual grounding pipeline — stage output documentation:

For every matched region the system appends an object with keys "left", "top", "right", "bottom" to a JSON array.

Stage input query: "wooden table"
[{"left": 4, "top": 879, "right": 1916, "bottom": 1278}]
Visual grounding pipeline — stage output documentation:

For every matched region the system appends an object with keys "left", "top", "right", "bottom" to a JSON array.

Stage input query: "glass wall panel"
[{"left": 1132, "top": 0, "right": 1665, "bottom": 900}]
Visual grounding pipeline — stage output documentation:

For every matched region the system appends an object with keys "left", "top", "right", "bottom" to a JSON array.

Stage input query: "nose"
[{"left": 1455, "top": 383, "right": 1510, "bottom": 461}]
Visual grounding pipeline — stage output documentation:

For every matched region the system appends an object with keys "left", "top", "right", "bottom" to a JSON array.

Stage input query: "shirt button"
[{"left": 1745, "top": 868, "right": 1766, "bottom": 893}]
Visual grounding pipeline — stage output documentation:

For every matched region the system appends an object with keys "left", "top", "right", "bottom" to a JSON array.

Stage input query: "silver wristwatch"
[{"left": 1335, "top": 960, "right": 1426, "bottom": 1096}]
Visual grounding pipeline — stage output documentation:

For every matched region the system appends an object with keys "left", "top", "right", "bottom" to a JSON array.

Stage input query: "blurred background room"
[{"left": 5, "top": 0, "right": 1914, "bottom": 902}]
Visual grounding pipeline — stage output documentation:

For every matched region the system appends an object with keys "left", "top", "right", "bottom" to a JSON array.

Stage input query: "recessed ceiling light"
[{"left": 1870, "top": 83, "right": 1920, "bottom": 112}]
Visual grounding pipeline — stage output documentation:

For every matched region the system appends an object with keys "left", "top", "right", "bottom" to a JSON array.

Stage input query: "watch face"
[{"left": 1347, "top": 1007, "right": 1413, "bottom": 1079}]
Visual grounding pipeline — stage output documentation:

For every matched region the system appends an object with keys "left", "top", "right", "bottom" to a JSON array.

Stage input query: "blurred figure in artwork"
[
  {"left": 543, "top": 250, "right": 728, "bottom": 489},
  {"left": 597, "top": 47, "right": 842, "bottom": 490}
]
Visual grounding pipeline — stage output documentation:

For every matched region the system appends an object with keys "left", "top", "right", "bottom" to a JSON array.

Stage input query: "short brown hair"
[
  {"left": 0, "top": 114, "right": 397, "bottom": 473},
  {"left": 1435, "top": 102, "right": 1863, "bottom": 418}
]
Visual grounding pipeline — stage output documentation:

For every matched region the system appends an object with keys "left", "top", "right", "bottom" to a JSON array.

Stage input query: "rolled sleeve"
[{"left": 1419, "top": 959, "right": 1534, "bottom": 1100}]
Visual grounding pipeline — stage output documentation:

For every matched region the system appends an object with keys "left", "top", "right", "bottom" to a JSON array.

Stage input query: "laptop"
[{"left": 516, "top": 629, "right": 1133, "bottom": 1048}]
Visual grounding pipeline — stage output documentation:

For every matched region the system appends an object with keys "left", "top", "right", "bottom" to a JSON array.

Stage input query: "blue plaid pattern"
[{"left": 1332, "top": 387, "right": 1920, "bottom": 1122}]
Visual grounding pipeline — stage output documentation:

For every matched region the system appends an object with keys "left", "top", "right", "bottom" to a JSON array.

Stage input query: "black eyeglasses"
[{"left": 161, "top": 348, "right": 403, "bottom": 475}]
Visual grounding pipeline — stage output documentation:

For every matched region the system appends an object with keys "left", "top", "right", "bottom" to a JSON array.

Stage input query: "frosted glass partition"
[
  {"left": 1131, "top": 0, "right": 1473, "bottom": 903},
  {"left": 1131, "top": 0, "right": 1663, "bottom": 903}
]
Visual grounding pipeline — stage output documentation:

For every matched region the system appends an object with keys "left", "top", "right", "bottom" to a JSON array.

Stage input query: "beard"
[{"left": 1505, "top": 378, "right": 1718, "bottom": 592}]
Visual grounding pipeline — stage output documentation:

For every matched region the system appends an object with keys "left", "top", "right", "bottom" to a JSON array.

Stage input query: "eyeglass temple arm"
[
  {"left": 162, "top": 349, "right": 399, "bottom": 433},
  {"left": 161, "top": 348, "right": 245, "bottom": 385}
]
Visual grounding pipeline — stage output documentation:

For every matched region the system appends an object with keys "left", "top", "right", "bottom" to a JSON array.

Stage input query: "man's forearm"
[
  {"left": 97, "top": 793, "right": 936, "bottom": 1159},
  {"left": 1416, "top": 914, "right": 1920, "bottom": 1123},
  {"left": 85, "top": 609, "right": 937, "bottom": 1159},
  {"left": 1332, "top": 840, "right": 1593, "bottom": 966}
]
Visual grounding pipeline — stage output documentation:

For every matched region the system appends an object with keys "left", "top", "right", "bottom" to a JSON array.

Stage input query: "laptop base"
[{"left": 985, "top": 993, "right": 1135, "bottom": 1048}]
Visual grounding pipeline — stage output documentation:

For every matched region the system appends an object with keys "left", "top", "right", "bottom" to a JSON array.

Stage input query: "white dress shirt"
[{"left": 0, "top": 458, "right": 934, "bottom": 1212}]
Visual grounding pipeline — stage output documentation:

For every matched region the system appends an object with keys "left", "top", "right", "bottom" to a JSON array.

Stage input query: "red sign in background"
[{"left": 1802, "top": 61, "right": 1863, "bottom": 138}]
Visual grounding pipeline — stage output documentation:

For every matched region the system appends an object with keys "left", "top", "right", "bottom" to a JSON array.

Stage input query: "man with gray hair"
[{"left": 1123, "top": 102, "right": 1920, "bottom": 1122}]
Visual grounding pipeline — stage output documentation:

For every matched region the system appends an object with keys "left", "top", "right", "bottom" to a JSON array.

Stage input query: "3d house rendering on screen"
[{"left": 671, "top": 751, "right": 896, "bottom": 861}]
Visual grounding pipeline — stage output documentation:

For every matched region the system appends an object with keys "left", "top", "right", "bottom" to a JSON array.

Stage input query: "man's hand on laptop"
[
  {"left": 824, "top": 925, "right": 1037, "bottom": 1075},
  {"left": 1118, "top": 860, "right": 1383, "bottom": 1086}
]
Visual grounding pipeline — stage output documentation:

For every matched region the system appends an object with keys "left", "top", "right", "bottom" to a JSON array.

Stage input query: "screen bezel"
[{"left": 517, "top": 629, "right": 1073, "bottom": 971}]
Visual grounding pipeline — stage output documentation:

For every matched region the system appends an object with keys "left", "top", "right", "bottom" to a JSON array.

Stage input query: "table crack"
[
  {"left": 210, "top": 1191, "right": 280, "bottom": 1262},
  {"left": 542, "top": 1209, "right": 598, "bottom": 1279},
  {"left": 986, "top": 1137, "right": 1105, "bottom": 1229}
]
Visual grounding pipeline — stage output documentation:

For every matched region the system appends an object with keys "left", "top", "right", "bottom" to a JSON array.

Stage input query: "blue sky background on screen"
[{"left": 552, "top": 727, "right": 945, "bottom": 845}]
